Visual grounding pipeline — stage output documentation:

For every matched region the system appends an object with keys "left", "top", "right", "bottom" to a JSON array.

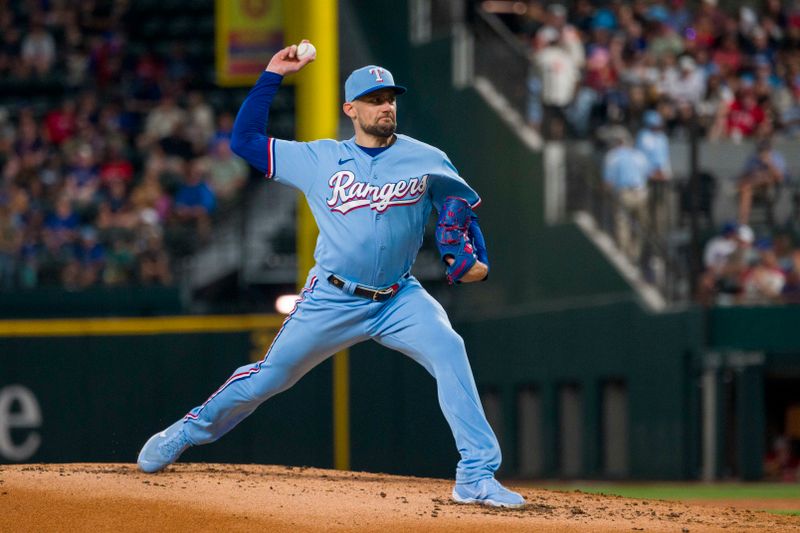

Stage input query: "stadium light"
[{"left": 275, "top": 294, "right": 299, "bottom": 315}]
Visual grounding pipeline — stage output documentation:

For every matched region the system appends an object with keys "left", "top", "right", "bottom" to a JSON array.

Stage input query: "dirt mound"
[{"left": 1, "top": 464, "right": 798, "bottom": 532}]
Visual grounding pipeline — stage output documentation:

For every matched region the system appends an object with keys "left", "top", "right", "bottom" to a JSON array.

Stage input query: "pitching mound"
[{"left": 1, "top": 464, "right": 798, "bottom": 532}]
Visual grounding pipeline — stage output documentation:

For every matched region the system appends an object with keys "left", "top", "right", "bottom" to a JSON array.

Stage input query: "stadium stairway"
[{"left": 185, "top": 179, "right": 298, "bottom": 291}]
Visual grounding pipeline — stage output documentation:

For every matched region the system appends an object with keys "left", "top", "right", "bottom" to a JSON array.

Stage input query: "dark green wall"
[
  {"left": 709, "top": 306, "right": 800, "bottom": 351},
  {"left": 0, "top": 286, "right": 182, "bottom": 318},
  {"left": 704, "top": 306, "right": 800, "bottom": 480},
  {"left": 0, "top": 333, "right": 333, "bottom": 467},
  {"left": 349, "top": 299, "right": 704, "bottom": 480}
]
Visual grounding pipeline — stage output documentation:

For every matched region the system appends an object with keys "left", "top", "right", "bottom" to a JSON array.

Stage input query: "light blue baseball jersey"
[{"left": 233, "top": 72, "right": 480, "bottom": 288}]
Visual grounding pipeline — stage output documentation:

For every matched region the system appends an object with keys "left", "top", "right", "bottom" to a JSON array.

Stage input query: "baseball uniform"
[{"left": 138, "top": 63, "right": 523, "bottom": 507}]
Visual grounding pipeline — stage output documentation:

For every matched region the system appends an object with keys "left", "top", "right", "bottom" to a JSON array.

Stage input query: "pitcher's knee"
[
  {"left": 431, "top": 332, "right": 470, "bottom": 372},
  {"left": 441, "top": 330, "right": 466, "bottom": 354},
  {"left": 246, "top": 361, "right": 304, "bottom": 399}
]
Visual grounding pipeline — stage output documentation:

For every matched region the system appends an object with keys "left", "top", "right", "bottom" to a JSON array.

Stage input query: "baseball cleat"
[
  {"left": 137, "top": 420, "right": 192, "bottom": 473},
  {"left": 452, "top": 477, "right": 526, "bottom": 508}
]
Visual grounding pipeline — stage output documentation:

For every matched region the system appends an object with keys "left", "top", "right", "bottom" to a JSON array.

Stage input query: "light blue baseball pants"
[{"left": 182, "top": 266, "right": 501, "bottom": 483}]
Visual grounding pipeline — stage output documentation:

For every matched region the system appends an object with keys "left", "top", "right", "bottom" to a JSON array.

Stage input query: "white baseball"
[{"left": 296, "top": 41, "right": 316, "bottom": 60}]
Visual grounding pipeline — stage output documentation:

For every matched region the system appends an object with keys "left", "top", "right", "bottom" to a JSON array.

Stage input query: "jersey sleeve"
[
  {"left": 266, "top": 138, "right": 321, "bottom": 194},
  {"left": 230, "top": 70, "right": 321, "bottom": 194},
  {"left": 429, "top": 154, "right": 482, "bottom": 212}
]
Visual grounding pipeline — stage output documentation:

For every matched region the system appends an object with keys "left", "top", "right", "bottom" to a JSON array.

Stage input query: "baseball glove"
[{"left": 435, "top": 196, "right": 478, "bottom": 284}]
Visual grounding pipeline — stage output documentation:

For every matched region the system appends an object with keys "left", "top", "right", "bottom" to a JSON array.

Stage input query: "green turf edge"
[
  {"left": 531, "top": 483, "right": 800, "bottom": 501},
  {"left": 769, "top": 510, "right": 800, "bottom": 516}
]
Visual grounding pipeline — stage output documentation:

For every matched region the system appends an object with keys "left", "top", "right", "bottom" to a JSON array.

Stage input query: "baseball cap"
[
  {"left": 721, "top": 221, "right": 737, "bottom": 235},
  {"left": 737, "top": 224, "right": 754, "bottom": 244},
  {"left": 344, "top": 65, "right": 407, "bottom": 102}
]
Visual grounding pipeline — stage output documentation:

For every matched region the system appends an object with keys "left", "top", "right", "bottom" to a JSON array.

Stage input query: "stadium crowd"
[
  {"left": 499, "top": 0, "right": 800, "bottom": 142},
  {"left": 490, "top": 0, "right": 800, "bottom": 304},
  {"left": 0, "top": 0, "right": 249, "bottom": 290}
]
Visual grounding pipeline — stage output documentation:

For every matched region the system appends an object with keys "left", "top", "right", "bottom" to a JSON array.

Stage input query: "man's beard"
[{"left": 360, "top": 117, "right": 396, "bottom": 138}]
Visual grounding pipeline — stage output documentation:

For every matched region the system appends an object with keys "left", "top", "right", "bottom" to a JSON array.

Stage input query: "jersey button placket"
[{"left": 371, "top": 166, "right": 382, "bottom": 286}]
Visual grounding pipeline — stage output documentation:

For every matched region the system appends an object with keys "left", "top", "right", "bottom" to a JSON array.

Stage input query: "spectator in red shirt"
[
  {"left": 712, "top": 35, "right": 744, "bottom": 76},
  {"left": 726, "top": 84, "right": 766, "bottom": 139},
  {"left": 99, "top": 141, "right": 133, "bottom": 186},
  {"left": 44, "top": 99, "right": 77, "bottom": 146}
]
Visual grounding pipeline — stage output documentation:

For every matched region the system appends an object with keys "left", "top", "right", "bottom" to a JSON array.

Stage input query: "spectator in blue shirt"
[
  {"left": 174, "top": 158, "right": 216, "bottom": 242},
  {"left": 43, "top": 195, "right": 79, "bottom": 252},
  {"left": 738, "top": 138, "right": 786, "bottom": 225},
  {"left": 603, "top": 126, "right": 651, "bottom": 262},
  {"left": 636, "top": 110, "right": 671, "bottom": 182},
  {"left": 62, "top": 226, "right": 105, "bottom": 289},
  {"left": 636, "top": 110, "right": 672, "bottom": 240}
]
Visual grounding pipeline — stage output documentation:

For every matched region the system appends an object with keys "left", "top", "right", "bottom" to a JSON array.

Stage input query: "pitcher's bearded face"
[{"left": 353, "top": 89, "right": 397, "bottom": 138}]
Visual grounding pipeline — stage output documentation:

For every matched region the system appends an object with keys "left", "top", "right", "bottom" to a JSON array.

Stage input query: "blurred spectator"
[
  {"left": 43, "top": 196, "right": 79, "bottom": 253},
  {"left": 63, "top": 144, "right": 100, "bottom": 211},
  {"left": 103, "top": 235, "right": 136, "bottom": 286},
  {"left": 159, "top": 123, "right": 195, "bottom": 160},
  {"left": 20, "top": 17, "right": 56, "bottom": 77},
  {"left": 99, "top": 141, "right": 134, "bottom": 186},
  {"left": 186, "top": 91, "right": 215, "bottom": 152},
  {"left": 0, "top": 12, "right": 22, "bottom": 77},
  {"left": 139, "top": 94, "right": 187, "bottom": 148},
  {"left": 647, "top": 7, "right": 684, "bottom": 59},
  {"left": 603, "top": 127, "right": 651, "bottom": 262},
  {"left": 738, "top": 138, "right": 786, "bottom": 225},
  {"left": 636, "top": 110, "right": 671, "bottom": 239},
  {"left": 782, "top": 250, "right": 800, "bottom": 303},
  {"left": 101, "top": 178, "right": 138, "bottom": 231},
  {"left": 213, "top": 111, "right": 235, "bottom": 145},
  {"left": 740, "top": 238, "right": 786, "bottom": 304},
  {"left": 764, "top": 435, "right": 800, "bottom": 481},
  {"left": 774, "top": 232, "right": 795, "bottom": 272},
  {"left": 780, "top": 88, "right": 800, "bottom": 138},
  {"left": 62, "top": 227, "right": 105, "bottom": 290},
  {"left": 44, "top": 100, "right": 77, "bottom": 146},
  {"left": 661, "top": 56, "right": 706, "bottom": 107},
  {"left": 173, "top": 158, "right": 216, "bottom": 242},
  {"left": 130, "top": 154, "right": 172, "bottom": 224},
  {"left": 725, "top": 84, "right": 768, "bottom": 141},
  {"left": 0, "top": 204, "right": 18, "bottom": 290},
  {"left": 699, "top": 223, "right": 754, "bottom": 304},
  {"left": 208, "top": 139, "right": 248, "bottom": 205},
  {"left": 533, "top": 26, "right": 580, "bottom": 138},
  {"left": 636, "top": 110, "right": 671, "bottom": 182},
  {"left": 138, "top": 228, "right": 172, "bottom": 286},
  {"left": 701, "top": 69, "right": 735, "bottom": 138},
  {"left": 13, "top": 110, "right": 46, "bottom": 171},
  {"left": 536, "top": 3, "right": 584, "bottom": 68},
  {"left": 712, "top": 34, "right": 743, "bottom": 77}
]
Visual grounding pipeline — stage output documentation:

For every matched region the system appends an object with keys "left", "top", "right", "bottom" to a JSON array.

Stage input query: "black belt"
[{"left": 327, "top": 274, "right": 403, "bottom": 302}]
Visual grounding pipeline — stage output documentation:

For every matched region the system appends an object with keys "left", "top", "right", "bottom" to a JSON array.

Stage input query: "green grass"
[
  {"left": 524, "top": 482, "right": 800, "bottom": 517},
  {"left": 530, "top": 482, "right": 800, "bottom": 501}
]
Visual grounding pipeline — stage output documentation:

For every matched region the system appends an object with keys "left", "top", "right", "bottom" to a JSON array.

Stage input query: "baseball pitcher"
[{"left": 137, "top": 41, "right": 525, "bottom": 508}]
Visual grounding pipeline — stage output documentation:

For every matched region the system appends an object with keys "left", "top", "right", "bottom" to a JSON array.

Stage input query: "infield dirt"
[{"left": 1, "top": 463, "right": 799, "bottom": 532}]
